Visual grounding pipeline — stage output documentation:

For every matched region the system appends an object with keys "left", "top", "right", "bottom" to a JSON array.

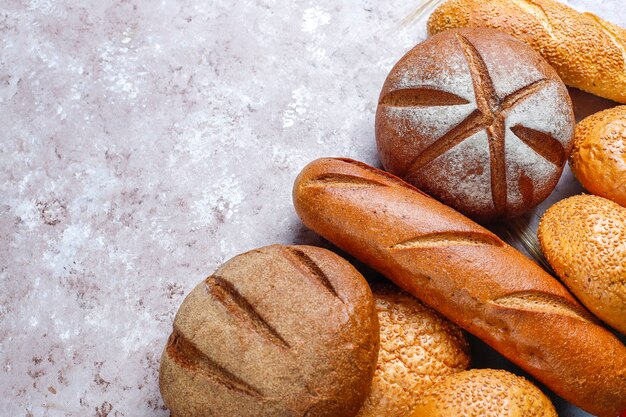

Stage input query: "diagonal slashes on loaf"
[
  {"left": 335, "top": 158, "right": 433, "bottom": 197},
  {"left": 499, "top": 79, "right": 551, "bottom": 111},
  {"left": 585, "top": 13, "right": 626, "bottom": 68},
  {"left": 390, "top": 34, "right": 564, "bottom": 213},
  {"left": 510, "top": 0, "right": 555, "bottom": 37},
  {"left": 510, "top": 125, "right": 567, "bottom": 166},
  {"left": 283, "top": 247, "right": 342, "bottom": 301},
  {"left": 379, "top": 88, "right": 470, "bottom": 107},
  {"left": 206, "top": 275, "right": 291, "bottom": 349},
  {"left": 390, "top": 231, "right": 504, "bottom": 249},
  {"left": 490, "top": 291, "right": 594, "bottom": 323},
  {"left": 306, "top": 173, "right": 388, "bottom": 188},
  {"left": 404, "top": 109, "right": 485, "bottom": 176},
  {"left": 303, "top": 158, "right": 433, "bottom": 197},
  {"left": 166, "top": 329, "right": 265, "bottom": 398}
]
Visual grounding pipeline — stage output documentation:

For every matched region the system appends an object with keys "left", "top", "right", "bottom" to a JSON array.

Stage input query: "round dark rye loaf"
[
  {"left": 375, "top": 28, "right": 574, "bottom": 222},
  {"left": 293, "top": 157, "right": 626, "bottom": 417},
  {"left": 160, "top": 244, "right": 379, "bottom": 417}
]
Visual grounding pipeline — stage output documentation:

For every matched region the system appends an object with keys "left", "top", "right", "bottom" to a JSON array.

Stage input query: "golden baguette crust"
[
  {"left": 292, "top": 157, "right": 626, "bottom": 417},
  {"left": 427, "top": 0, "right": 626, "bottom": 103}
]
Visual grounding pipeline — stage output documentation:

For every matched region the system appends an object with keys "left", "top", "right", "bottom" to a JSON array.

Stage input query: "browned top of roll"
[
  {"left": 538, "top": 194, "right": 626, "bottom": 335},
  {"left": 411, "top": 369, "right": 557, "bottom": 417},
  {"left": 293, "top": 157, "right": 626, "bottom": 417},
  {"left": 159, "top": 244, "right": 379, "bottom": 417},
  {"left": 570, "top": 105, "right": 626, "bottom": 207},
  {"left": 427, "top": 0, "right": 626, "bottom": 104},
  {"left": 357, "top": 282, "right": 470, "bottom": 417}
]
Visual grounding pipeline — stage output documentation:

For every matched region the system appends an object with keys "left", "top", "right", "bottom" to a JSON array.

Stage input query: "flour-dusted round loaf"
[
  {"left": 375, "top": 28, "right": 575, "bottom": 222},
  {"left": 410, "top": 369, "right": 558, "bottom": 417},
  {"left": 357, "top": 282, "right": 470, "bottom": 417},
  {"left": 159, "top": 244, "right": 379, "bottom": 417},
  {"left": 538, "top": 195, "right": 626, "bottom": 335},
  {"left": 570, "top": 105, "right": 626, "bottom": 207}
]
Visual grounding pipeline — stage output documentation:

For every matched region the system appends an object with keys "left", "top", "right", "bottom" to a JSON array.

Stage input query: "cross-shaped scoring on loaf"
[{"left": 380, "top": 34, "right": 567, "bottom": 213}]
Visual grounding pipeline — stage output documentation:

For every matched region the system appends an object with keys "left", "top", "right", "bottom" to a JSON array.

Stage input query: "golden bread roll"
[
  {"left": 570, "top": 105, "right": 626, "bottom": 206},
  {"left": 159, "top": 244, "right": 379, "bottom": 417},
  {"left": 410, "top": 369, "right": 557, "bottom": 417},
  {"left": 293, "top": 157, "right": 626, "bottom": 417},
  {"left": 538, "top": 195, "right": 626, "bottom": 334},
  {"left": 427, "top": 0, "right": 626, "bottom": 103},
  {"left": 357, "top": 282, "right": 470, "bottom": 417}
]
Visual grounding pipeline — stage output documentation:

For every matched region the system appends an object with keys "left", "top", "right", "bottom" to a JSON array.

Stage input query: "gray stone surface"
[{"left": 0, "top": 0, "right": 623, "bottom": 416}]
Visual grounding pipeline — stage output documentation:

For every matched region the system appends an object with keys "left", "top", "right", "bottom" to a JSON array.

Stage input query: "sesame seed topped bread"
[
  {"left": 538, "top": 195, "right": 626, "bottom": 335},
  {"left": 375, "top": 28, "right": 574, "bottom": 222},
  {"left": 427, "top": 0, "right": 626, "bottom": 104},
  {"left": 570, "top": 105, "right": 626, "bottom": 207},
  {"left": 159, "top": 244, "right": 379, "bottom": 417},
  {"left": 293, "top": 157, "right": 626, "bottom": 417},
  {"left": 357, "top": 282, "right": 470, "bottom": 417},
  {"left": 410, "top": 369, "right": 557, "bottom": 417}
]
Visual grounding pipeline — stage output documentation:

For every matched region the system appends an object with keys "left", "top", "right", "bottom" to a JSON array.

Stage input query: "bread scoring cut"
[{"left": 376, "top": 28, "right": 574, "bottom": 221}]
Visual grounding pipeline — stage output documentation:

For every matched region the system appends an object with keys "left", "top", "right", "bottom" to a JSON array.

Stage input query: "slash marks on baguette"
[
  {"left": 510, "top": 0, "right": 555, "bottom": 37},
  {"left": 490, "top": 291, "right": 594, "bottom": 323},
  {"left": 306, "top": 173, "right": 387, "bottom": 188},
  {"left": 390, "top": 231, "right": 504, "bottom": 249}
]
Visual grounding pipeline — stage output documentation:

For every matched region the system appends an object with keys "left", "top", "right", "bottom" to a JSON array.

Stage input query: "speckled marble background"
[{"left": 1, "top": 1, "right": 625, "bottom": 416}]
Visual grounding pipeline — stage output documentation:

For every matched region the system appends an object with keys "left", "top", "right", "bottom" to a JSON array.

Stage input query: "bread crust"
[
  {"left": 427, "top": 0, "right": 626, "bottom": 104},
  {"left": 293, "top": 158, "right": 626, "bottom": 417},
  {"left": 159, "top": 244, "right": 379, "bottom": 417},
  {"left": 410, "top": 369, "right": 557, "bottom": 417},
  {"left": 375, "top": 28, "right": 574, "bottom": 221},
  {"left": 570, "top": 105, "right": 626, "bottom": 206},
  {"left": 357, "top": 282, "right": 470, "bottom": 417},
  {"left": 538, "top": 194, "right": 626, "bottom": 335}
]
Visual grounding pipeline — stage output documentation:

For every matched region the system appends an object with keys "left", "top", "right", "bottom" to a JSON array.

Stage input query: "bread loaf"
[
  {"left": 410, "top": 369, "right": 557, "bottom": 417},
  {"left": 357, "top": 282, "right": 470, "bottom": 417},
  {"left": 427, "top": 0, "right": 626, "bottom": 104},
  {"left": 292, "top": 157, "right": 626, "bottom": 417},
  {"left": 159, "top": 244, "right": 379, "bottom": 417},
  {"left": 570, "top": 105, "right": 626, "bottom": 206},
  {"left": 375, "top": 28, "right": 574, "bottom": 221},
  {"left": 538, "top": 195, "right": 626, "bottom": 335}
]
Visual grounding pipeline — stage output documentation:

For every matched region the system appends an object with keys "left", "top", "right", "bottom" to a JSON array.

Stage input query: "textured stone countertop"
[{"left": 1, "top": 1, "right": 624, "bottom": 416}]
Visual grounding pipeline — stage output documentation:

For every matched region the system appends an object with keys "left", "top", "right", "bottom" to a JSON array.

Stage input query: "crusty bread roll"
[
  {"left": 538, "top": 195, "right": 626, "bottom": 335},
  {"left": 570, "top": 105, "right": 626, "bottom": 206},
  {"left": 159, "top": 244, "right": 379, "bottom": 417},
  {"left": 292, "top": 157, "right": 626, "bottom": 417},
  {"left": 376, "top": 28, "right": 574, "bottom": 222},
  {"left": 410, "top": 369, "right": 557, "bottom": 417},
  {"left": 427, "top": 0, "right": 626, "bottom": 104},
  {"left": 357, "top": 282, "right": 470, "bottom": 417}
]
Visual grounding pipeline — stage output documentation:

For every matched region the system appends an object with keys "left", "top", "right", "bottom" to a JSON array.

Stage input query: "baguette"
[
  {"left": 292, "top": 157, "right": 626, "bottom": 417},
  {"left": 427, "top": 0, "right": 626, "bottom": 104}
]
